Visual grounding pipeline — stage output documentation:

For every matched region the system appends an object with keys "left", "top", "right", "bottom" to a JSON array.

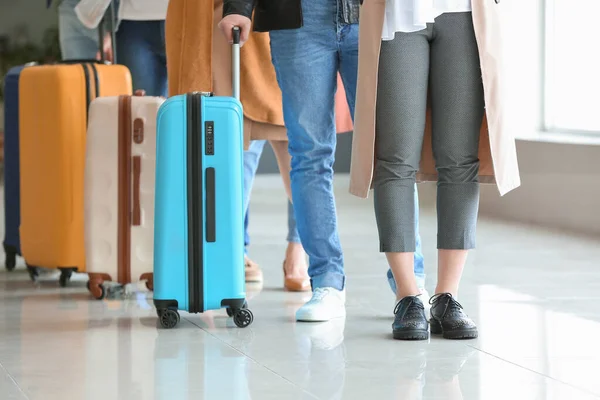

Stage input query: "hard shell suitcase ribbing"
[
  {"left": 84, "top": 92, "right": 164, "bottom": 299},
  {"left": 2, "top": 65, "right": 28, "bottom": 271},
  {"left": 153, "top": 28, "right": 253, "bottom": 329},
  {"left": 19, "top": 62, "right": 132, "bottom": 286}
]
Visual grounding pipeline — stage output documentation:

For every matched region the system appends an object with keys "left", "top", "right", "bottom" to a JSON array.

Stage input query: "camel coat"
[
  {"left": 165, "top": 0, "right": 354, "bottom": 149},
  {"left": 349, "top": 0, "right": 521, "bottom": 198}
]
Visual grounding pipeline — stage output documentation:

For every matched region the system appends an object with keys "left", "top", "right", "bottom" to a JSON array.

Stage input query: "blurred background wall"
[{"left": 0, "top": 0, "right": 58, "bottom": 46}]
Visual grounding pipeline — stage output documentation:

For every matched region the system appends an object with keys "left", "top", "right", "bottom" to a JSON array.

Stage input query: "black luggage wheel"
[
  {"left": 58, "top": 268, "right": 75, "bottom": 288},
  {"left": 5, "top": 252, "right": 16, "bottom": 271},
  {"left": 158, "top": 309, "right": 180, "bottom": 329},
  {"left": 233, "top": 309, "right": 254, "bottom": 328},
  {"left": 226, "top": 301, "right": 248, "bottom": 317},
  {"left": 26, "top": 265, "right": 40, "bottom": 282}
]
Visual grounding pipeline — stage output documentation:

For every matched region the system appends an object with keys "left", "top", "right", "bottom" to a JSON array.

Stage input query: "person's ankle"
[
  {"left": 396, "top": 287, "right": 422, "bottom": 301},
  {"left": 286, "top": 241, "right": 304, "bottom": 255},
  {"left": 396, "top": 294, "right": 422, "bottom": 303},
  {"left": 284, "top": 242, "right": 308, "bottom": 277},
  {"left": 434, "top": 287, "right": 459, "bottom": 298}
]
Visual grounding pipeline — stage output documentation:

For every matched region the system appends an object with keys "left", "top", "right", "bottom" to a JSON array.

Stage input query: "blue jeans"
[
  {"left": 270, "top": 0, "right": 424, "bottom": 291},
  {"left": 270, "top": 0, "right": 359, "bottom": 291},
  {"left": 58, "top": 0, "right": 99, "bottom": 60},
  {"left": 116, "top": 20, "right": 168, "bottom": 97},
  {"left": 414, "top": 192, "right": 425, "bottom": 288},
  {"left": 243, "top": 140, "right": 300, "bottom": 254}
]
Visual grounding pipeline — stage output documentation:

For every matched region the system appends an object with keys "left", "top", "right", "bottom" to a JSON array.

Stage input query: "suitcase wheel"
[
  {"left": 5, "top": 252, "right": 16, "bottom": 271},
  {"left": 158, "top": 309, "right": 180, "bottom": 329},
  {"left": 58, "top": 268, "right": 74, "bottom": 288},
  {"left": 26, "top": 265, "right": 40, "bottom": 282},
  {"left": 88, "top": 281, "right": 106, "bottom": 300},
  {"left": 140, "top": 273, "right": 154, "bottom": 291},
  {"left": 233, "top": 309, "right": 254, "bottom": 328},
  {"left": 226, "top": 301, "right": 248, "bottom": 317}
]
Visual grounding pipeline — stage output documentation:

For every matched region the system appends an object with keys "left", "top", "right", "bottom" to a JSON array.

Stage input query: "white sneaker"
[{"left": 296, "top": 287, "right": 346, "bottom": 322}]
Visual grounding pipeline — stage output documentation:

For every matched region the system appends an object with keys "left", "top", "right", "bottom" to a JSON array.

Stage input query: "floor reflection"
[{"left": 1, "top": 177, "right": 600, "bottom": 399}]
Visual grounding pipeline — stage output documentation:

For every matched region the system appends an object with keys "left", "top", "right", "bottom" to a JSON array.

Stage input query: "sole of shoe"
[
  {"left": 441, "top": 329, "right": 479, "bottom": 340},
  {"left": 296, "top": 316, "right": 345, "bottom": 323},
  {"left": 392, "top": 329, "right": 429, "bottom": 341},
  {"left": 430, "top": 321, "right": 479, "bottom": 340}
]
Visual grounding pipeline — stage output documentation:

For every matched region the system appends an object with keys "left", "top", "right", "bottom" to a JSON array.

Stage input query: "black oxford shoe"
[
  {"left": 392, "top": 296, "right": 429, "bottom": 340},
  {"left": 430, "top": 293, "right": 478, "bottom": 340}
]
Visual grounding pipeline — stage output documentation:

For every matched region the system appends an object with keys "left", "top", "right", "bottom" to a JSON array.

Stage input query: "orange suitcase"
[{"left": 19, "top": 62, "right": 132, "bottom": 286}]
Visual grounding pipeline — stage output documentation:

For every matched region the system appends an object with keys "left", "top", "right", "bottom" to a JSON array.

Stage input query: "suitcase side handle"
[
  {"left": 132, "top": 156, "right": 141, "bottom": 226},
  {"left": 232, "top": 27, "right": 241, "bottom": 101},
  {"left": 206, "top": 168, "right": 216, "bottom": 242}
]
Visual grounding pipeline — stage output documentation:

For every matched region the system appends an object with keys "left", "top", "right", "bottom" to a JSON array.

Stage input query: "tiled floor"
[{"left": 1, "top": 176, "right": 600, "bottom": 400}]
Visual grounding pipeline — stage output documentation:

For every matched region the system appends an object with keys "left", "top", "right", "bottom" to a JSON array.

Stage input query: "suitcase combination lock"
[{"left": 205, "top": 121, "right": 215, "bottom": 155}]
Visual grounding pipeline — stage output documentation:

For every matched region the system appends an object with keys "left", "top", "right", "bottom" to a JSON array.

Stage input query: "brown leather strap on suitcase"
[
  {"left": 132, "top": 116, "right": 144, "bottom": 227},
  {"left": 117, "top": 96, "right": 132, "bottom": 284}
]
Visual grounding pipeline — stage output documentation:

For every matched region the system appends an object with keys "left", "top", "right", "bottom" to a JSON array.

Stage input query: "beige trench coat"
[{"left": 349, "top": 0, "right": 521, "bottom": 198}]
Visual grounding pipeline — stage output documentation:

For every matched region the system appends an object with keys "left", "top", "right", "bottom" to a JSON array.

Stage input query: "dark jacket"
[{"left": 223, "top": 0, "right": 359, "bottom": 32}]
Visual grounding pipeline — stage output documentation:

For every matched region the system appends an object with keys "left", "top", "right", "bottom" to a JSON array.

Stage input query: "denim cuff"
[
  {"left": 311, "top": 272, "right": 345, "bottom": 291},
  {"left": 286, "top": 231, "right": 301, "bottom": 244}
]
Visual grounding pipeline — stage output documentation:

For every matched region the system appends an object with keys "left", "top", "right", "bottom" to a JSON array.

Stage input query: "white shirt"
[
  {"left": 118, "top": 0, "right": 169, "bottom": 21},
  {"left": 382, "top": 0, "right": 472, "bottom": 40}
]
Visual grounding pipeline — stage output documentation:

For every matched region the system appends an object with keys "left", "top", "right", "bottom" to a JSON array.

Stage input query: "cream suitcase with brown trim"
[{"left": 84, "top": 93, "right": 164, "bottom": 299}]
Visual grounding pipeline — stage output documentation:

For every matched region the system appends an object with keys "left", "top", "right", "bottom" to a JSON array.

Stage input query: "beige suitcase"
[{"left": 84, "top": 92, "right": 164, "bottom": 299}]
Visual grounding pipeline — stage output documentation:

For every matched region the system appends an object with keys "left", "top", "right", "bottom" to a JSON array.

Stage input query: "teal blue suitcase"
[{"left": 153, "top": 29, "right": 253, "bottom": 329}]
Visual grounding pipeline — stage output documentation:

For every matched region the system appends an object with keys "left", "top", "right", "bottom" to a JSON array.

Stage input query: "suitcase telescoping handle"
[
  {"left": 98, "top": 0, "right": 117, "bottom": 64},
  {"left": 232, "top": 27, "right": 241, "bottom": 101}
]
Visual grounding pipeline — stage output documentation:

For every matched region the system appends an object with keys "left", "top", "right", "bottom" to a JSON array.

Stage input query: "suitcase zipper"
[
  {"left": 117, "top": 95, "right": 133, "bottom": 285},
  {"left": 81, "top": 63, "right": 100, "bottom": 126},
  {"left": 89, "top": 63, "right": 100, "bottom": 98},
  {"left": 187, "top": 93, "right": 204, "bottom": 313},
  {"left": 82, "top": 65, "right": 91, "bottom": 125}
]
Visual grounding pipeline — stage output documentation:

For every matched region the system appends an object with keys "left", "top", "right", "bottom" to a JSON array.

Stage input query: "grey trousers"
[{"left": 373, "top": 12, "right": 484, "bottom": 252}]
